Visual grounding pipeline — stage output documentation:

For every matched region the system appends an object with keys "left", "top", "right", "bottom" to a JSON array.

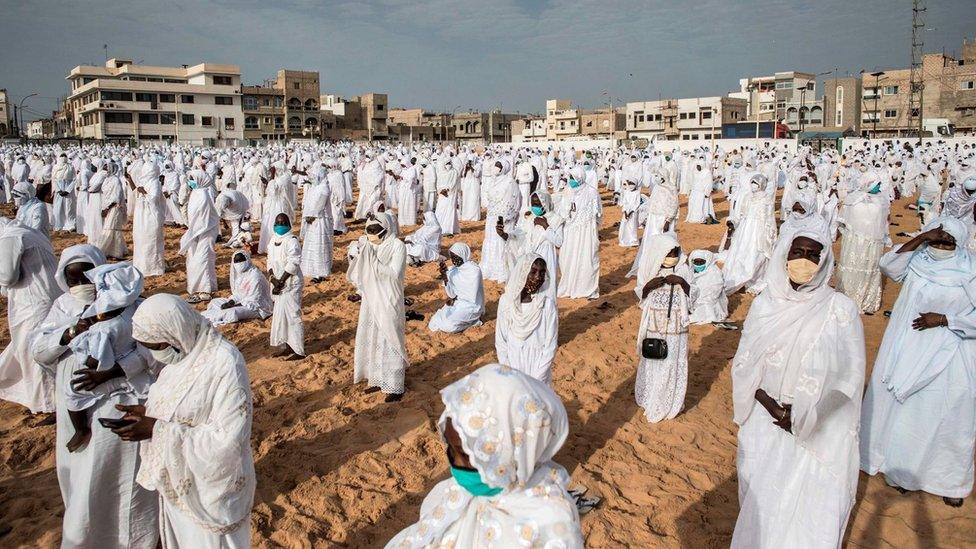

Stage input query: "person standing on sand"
[
  {"left": 386, "top": 363, "right": 583, "bottom": 549},
  {"left": 556, "top": 176, "right": 601, "bottom": 299},
  {"left": 495, "top": 254, "right": 558, "bottom": 385},
  {"left": 268, "top": 213, "right": 305, "bottom": 360},
  {"left": 731, "top": 228, "right": 865, "bottom": 548}
]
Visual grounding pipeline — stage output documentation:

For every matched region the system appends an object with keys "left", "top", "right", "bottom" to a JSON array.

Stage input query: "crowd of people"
[{"left": 0, "top": 137, "right": 974, "bottom": 547}]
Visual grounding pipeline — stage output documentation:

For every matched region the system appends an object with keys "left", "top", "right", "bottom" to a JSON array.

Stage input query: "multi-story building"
[
  {"left": 512, "top": 118, "right": 546, "bottom": 143},
  {"left": 543, "top": 99, "right": 579, "bottom": 141},
  {"left": 277, "top": 70, "right": 320, "bottom": 139},
  {"left": 359, "top": 93, "right": 388, "bottom": 140},
  {"left": 452, "top": 111, "right": 519, "bottom": 143},
  {"left": 0, "top": 89, "right": 12, "bottom": 136},
  {"left": 626, "top": 96, "right": 747, "bottom": 141},
  {"left": 580, "top": 109, "right": 626, "bottom": 140},
  {"left": 388, "top": 108, "right": 454, "bottom": 142},
  {"left": 319, "top": 93, "right": 389, "bottom": 141},
  {"left": 822, "top": 76, "right": 863, "bottom": 134},
  {"left": 731, "top": 71, "right": 823, "bottom": 130},
  {"left": 66, "top": 58, "right": 244, "bottom": 144},
  {"left": 27, "top": 118, "right": 55, "bottom": 139},
  {"left": 241, "top": 85, "right": 284, "bottom": 141}
]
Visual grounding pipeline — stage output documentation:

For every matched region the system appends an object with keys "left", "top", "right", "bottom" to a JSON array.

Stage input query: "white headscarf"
[
  {"left": 498, "top": 253, "right": 548, "bottom": 340},
  {"left": 55, "top": 244, "right": 106, "bottom": 292},
  {"left": 635, "top": 232, "right": 681, "bottom": 293},
  {"left": 81, "top": 262, "right": 144, "bottom": 318},
  {"left": 448, "top": 242, "right": 472, "bottom": 263},
  {"left": 388, "top": 363, "right": 582, "bottom": 549}
]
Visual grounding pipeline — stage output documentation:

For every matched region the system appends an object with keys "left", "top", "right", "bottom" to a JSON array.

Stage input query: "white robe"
[
  {"left": 428, "top": 261, "right": 484, "bottom": 333},
  {"left": 96, "top": 175, "right": 128, "bottom": 258},
  {"left": 557, "top": 185, "right": 601, "bottom": 299},
  {"left": 405, "top": 213, "right": 442, "bottom": 263},
  {"left": 52, "top": 162, "right": 77, "bottom": 231},
  {"left": 459, "top": 165, "right": 481, "bottom": 222},
  {"left": 495, "top": 294, "right": 558, "bottom": 385},
  {"left": 434, "top": 167, "right": 460, "bottom": 236},
  {"left": 269, "top": 233, "right": 305, "bottom": 354},
  {"left": 180, "top": 187, "right": 219, "bottom": 295},
  {"left": 481, "top": 175, "right": 521, "bottom": 282},
  {"left": 132, "top": 169, "right": 166, "bottom": 277},
  {"left": 203, "top": 261, "right": 273, "bottom": 326},
  {"left": 300, "top": 183, "right": 334, "bottom": 279}
]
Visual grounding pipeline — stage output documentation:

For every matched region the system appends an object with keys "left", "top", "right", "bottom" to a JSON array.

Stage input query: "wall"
[
  {"left": 496, "top": 137, "right": 798, "bottom": 154},
  {"left": 840, "top": 136, "right": 976, "bottom": 153}
]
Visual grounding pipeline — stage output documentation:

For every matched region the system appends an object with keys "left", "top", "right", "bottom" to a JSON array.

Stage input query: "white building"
[
  {"left": 730, "top": 71, "right": 824, "bottom": 130},
  {"left": 512, "top": 118, "right": 546, "bottom": 143},
  {"left": 625, "top": 96, "right": 747, "bottom": 141},
  {"left": 66, "top": 57, "right": 244, "bottom": 144}
]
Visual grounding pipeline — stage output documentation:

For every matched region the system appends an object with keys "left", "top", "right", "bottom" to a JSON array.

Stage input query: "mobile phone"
[
  {"left": 497, "top": 216, "right": 503, "bottom": 225},
  {"left": 98, "top": 417, "right": 136, "bottom": 429}
]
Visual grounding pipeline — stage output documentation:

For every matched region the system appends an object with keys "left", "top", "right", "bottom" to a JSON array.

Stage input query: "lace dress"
[{"left": 635, "top": 284, "right": 690, "bottom": 423}]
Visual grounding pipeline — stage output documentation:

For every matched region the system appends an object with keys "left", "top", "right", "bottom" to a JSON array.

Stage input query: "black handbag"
[{"left": 641, "top": 283, "right": 675, "bottom": 360}]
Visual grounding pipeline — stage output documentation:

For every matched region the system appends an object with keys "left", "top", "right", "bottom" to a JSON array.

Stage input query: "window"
[
  {"left": 883, "top": 85, "right": 900, "bottom": 95},
  {"left": 138, "top": 113, "right": 159, "bottom": 124},
  {"left": 682, "top": 135, "right": 690, "bottom": 140},
  {"left": 376, "top": 104, "right": 384, "bottom": 111},
  {"left": 264, "top": 117, "right": 272, "bottom": 124},
  {"left": 215, "top": 96, "right": 234, "bottom": 106},
  {"left": 273, "top": 97, "right": 283, "bottom": 108},
  {"left": 181, "top": 114, "right": 194, "bottom": 125},
  {"left": 274, "top": 117, "right": 284, "bottom": 129},
  {"left": 961, "top": 81, "right": 975, "bottom": 90},
  {"left": 224, "top": 117, "right": 235, "bottom": 129},
  {"left": 637, "top": 115, "right": 645, "bottom": 122},
  {"left": 262, "top": 98, "right": 271, "bottom": 107},
  {"left": 243, "top": 96, "right": 258, "bottom": 110},
  {"left": 807, "top": 82, "right": 815, "bottom": 91},
  {"left": 213, "top": 75, "right": 233, "bottom": 86},
  {"left": 159, "top": 93, "right": 176, "bottom": 103},
  {"left": 180, "top": 94, "right": 194, "bottom": 104},
  {"left": 164, "top": 78, "right": 187, "bottom": 84},
  {"left": 835, "top": 87, "right": 844, "bottom": 127},
  {"left": 293, "top": 82, "right": 300, "bottom": 90},
  {"left": 701, "top": 110, "right": 712, "bottom": 119},
  {"left": 159, "top": 113, "right": 176, "bottom": 124},
  {"left": 135, "top": 93, "right": 156, "bottom": 102},
  {"left": 884, "top": 109, "right": 898, "bottom": 118},
  {"left": 201, "top": 116, "right": 213, "bottom": 127},
  {"left": 104, "top": 112, "right": 132, "bottom": 123},
  {"left": 100, "top": 91, "right": 133, "bottom": 101}
]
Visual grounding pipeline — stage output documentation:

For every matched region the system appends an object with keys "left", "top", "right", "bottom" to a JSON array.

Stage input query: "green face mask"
[{"left": 450, "top": 466, "right": 502, "bottom": 497}]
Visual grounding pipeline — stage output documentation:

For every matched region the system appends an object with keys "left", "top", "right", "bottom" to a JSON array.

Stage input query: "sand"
[{"left": 0, "top": 191, "right": 974, "bottom": 548}]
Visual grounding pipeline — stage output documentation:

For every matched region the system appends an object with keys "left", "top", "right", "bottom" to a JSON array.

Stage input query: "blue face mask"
[
  {"left": 450, "top": 466, "right": 502, "bottom": 497},
  {"left": 693, "top": 263, "right": 707, "bottom": 273},
  {"left": 568, "top": 179, "right": 581, "bottom": 189},
  {"left": 531, "top": 206, "right": 545, "bottom": 217},
  {"left": 187, "top": 180, "right": 198, "bottom": 190},
  {"left": 868, "top": 183, "right": 881, "bottom": 194},
  {"left": 273, "top": 224, "right": 290, "bottom": 236}
]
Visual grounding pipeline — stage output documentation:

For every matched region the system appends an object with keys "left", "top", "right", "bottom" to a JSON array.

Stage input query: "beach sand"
[{"left": 0, "top": 191, "right": 973, "bottom": 548}]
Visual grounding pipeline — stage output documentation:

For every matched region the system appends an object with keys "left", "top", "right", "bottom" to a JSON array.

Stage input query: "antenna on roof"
[{"left": 103, "top": 44, "right": 108, "bottom": 61}]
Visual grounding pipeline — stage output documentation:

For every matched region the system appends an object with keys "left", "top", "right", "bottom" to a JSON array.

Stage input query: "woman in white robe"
[
  {"left": 722, "top": 174, "right": 777, "bottom": 294},
  {"left": 84, "top": 164, "right": 106, "bottom": 243},
  {"left": 429, "top": 242, "right": 484, "bottom": 334},
  {"left": 459, "top": 159, "right": 481, "bottom": 222},
  {"left": 495, "top": 253, "right": 559, "bottom": 385},
  {"left": 130, "top": 160, "right": 166, "bottom": 277},
  {"left": 52, "top": 155, "right": 77, "bottom": 231},
  {"left": 300, "top": 177, "right": 334, "bottom": 283},
  {"left": 0, "top": 218, "right": 59, "bottom": 413},
  {"left": 509, "top": 191, "right": 564, "bottom": 301},
  {"left": 634, "top": 234, "right": 695, "bottom": 422},
  {"left": 114, "top": 294, "right": 255, "bottom": 549},
  {"left": 96, "top": 162, "right": 128, "bottom": 260},
  {"left": 203, "top": 251, "right": 273, "bottom": 326},
  {"left": 348, "top": 213, "right": 409, "bottom": 401},
  {"left": 386, "top": 363, "right": 583, "bottom": 549},
  {"left": 268, "top": 214, "right": 305, "bottom": 359},
  {"left": 618, "top": 181, "right": 642, "bottom": 247},
  {"left": 405, "top": 211, "right": 443, "bottom": 265},
  {"left": 860, "top": 217, "right": 976, "bottom": 507},
  {"left": 354, "top": 156, "right": 385, "bottom": 220},
  {"left": 326, "top": 167, "right": 348, "bottom": 234},
  {"left": 434, "top": 162, "right": 460, "bottom": 236},
  {"left": 180, "top": 175, "right": 219, "bottom": 303},
  {"left": 837, "top": 180, "right": 891, "bottom": 314},
  {"left": 74, "top": 159, "right": 92, "bottom": 236},
  {"left": 481, "top": 160, "right": 521, "bottom": 282},
  {"left": 626, "top": 175, "right": 679, "bottom": 279},
  {"left": 557, "top": 179, "right": 602, "bottom": 299},
  {"left": 731, "top": 227, "right": 865, "bottom": 548},
  {"left": 258, "top": 168, "right": 295, "bottom": 254},
  {"left": 31, "top": 244, "right": 159, "bottom": 548},
  {"left": 688, "top": 250, "right": 729, "bottom": 325},
  {"left": 685, "top": 161, "right": 717, "bottom": 224},
  {"left": 161, "top": 161, "right": 186, "bottom": 226},
  {"left": 12, "top": 181, "right": 51, "bottom": 238}
]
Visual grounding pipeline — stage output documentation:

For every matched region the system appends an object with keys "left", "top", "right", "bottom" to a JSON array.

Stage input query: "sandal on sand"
[
  {"left": 186, "top": 293, "right": 205, "bottom": 304},
  {"left": 575, "top": 494, "right": 602, "bottom": 515},
  {"left": 944, "top": 497, "right": 964, "bottom": 507},
  {"left": 384, "top": 393, "right": 404, "bottom": 403}
]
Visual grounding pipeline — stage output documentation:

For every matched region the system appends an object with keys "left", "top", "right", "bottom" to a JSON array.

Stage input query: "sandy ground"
[{"left": 0, "top": 190, "right": 974, "bottom": 548}]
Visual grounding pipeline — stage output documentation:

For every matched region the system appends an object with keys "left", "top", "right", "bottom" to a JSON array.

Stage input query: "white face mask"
[
  {"left": 366, "top": 231, "right": 383, "bottom": 245},
  {"left": 67, "top": 283, "right": 97, "bottom": 303},
  {"left": 786, "top": 258, "right": 819, "bottom": 285},
  {"left": 149, "top": 345, "right": 184, "bottom": 365},
  {"left": 661, "top": 256, "right": 679, "bottom": 268},
  {"left": 927, "top": 246, "right": 956, "bottom": 261}
]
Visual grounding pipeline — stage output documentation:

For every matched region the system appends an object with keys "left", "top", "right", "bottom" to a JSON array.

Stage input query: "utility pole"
[
  {"left": 909, "top": 0, "right": 927, "bottom": 143},
  {"left": 870, "top": 72, "right": 885, "bottom": 137}
]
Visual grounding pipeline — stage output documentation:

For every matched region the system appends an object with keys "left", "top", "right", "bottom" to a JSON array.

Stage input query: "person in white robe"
[
  {"left": 618, "top": 180, "right": 642, "bottom": 247},
  {"left": 429, "top": 242, "right": 484, "bottom": 333},
  {"left": 557, "top": 179, "right": 601, "bottom": 299},
  {"left": 52, "top": 153, "right": 77, "bottom": 231},
  {"left": 268, "top": 214, "right": 305, "bottom": 359},
  {"left": 495, "top": 253, "right": 559, "bottom": 384},
  {"left": 405, "top": 211, "right": 443, "bottom": 266},
  {"left": 241, "top": 157, "right": 267, "bottom": 222},
  {"left": 634, "top": 234, "right": 695, "bottom": 422},
  {"left": 386, "top": 363, "right": 583, "bottom": 549},
  {"left": 128, "top": 159, "right": 166, "bottom": 277},
  {"left": 114, "top": 293, "right": 255, "bottom": 548},
  {"left": 161, "top": 161, "right": 186, "bottom": 226},
  {"left": 434, "top": 161, "right": 460, "bottom": 236},
  {"left": 180, "top": 173, "right": 219, "bottom": 303},
  {"left": 722, "top": 174, "right": 776, "bottom": 294},
  {"left": 688, "top": 249, "right": 730, "bottom": 326},
  {"left": 31, "top": 245, "right": 159, "bottom": 548},
  {"left": 203, "top": 251, "right": 273, "bottom": 326},
  {"left": 459, "top": 158, "right": 481, "bottom": 222},
  {"left": 74, "top": 158, "right": 93, "bottom": 236},
  {"left": 731, "top": 227, "right": 865, "bottom": 548},
  {"left": 836, "top": 179, "right": 891, "bottom": 314},
  {"left": 685, "top": 161, "right": 718, "bottom": 224},
  {"left": 84, "top": 163, "right": 107, "bottom": 243},
  {"left": 12, "top": 181, "right": 51, "bottom": 237},
  {"left": 258, "top": 166, "right": 295, "bottom": 254},
  {"left": 860, "top": 217, "right": 976, "bottom": 507},
  {"left": 0, "top": 218, "right": 59, "bottom": 414},
  {"left": 96, "top": 162, "right": 128, "bottom": 260},
  {"left": 397, "top": 158, "right": 420, "bottom": 227},
  {"left": 507, "top": 191, "right": 564, "bottom": 301},
  {"left": 354, "top": 155, "right": 385, "bottom": 220},
  {"left": 348, "top": 212, "right": 409, "bottom": 401},
  {"left": 481, "top": 160, "right": 521, "bottom": 282},
  {"left": 214, "top": 181, "right": 250, "bottom": 244},
  {"left": 626, "top": 173, "right": 679, "bottom": 278},
  {"left": 326, "top": 164, "right": 348, "bottom": 234},
  {"left": 300, "top": 175, "right": 334, "bottom": 283}
]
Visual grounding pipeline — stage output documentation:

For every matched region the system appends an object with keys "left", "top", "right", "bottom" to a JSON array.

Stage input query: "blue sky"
[{"left": 1, "top": 0, "right": 974, "bottom": 121}]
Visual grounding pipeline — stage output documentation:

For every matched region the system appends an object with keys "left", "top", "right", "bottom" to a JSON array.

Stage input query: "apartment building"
[
  {"left": 581, "top": 109, "right": 625, "bottom": 140},
  {"left": 27, "top": 118, "right": 55, "bottom": 139},
  {"left": 452, "top": 111, "right": 519, "bottom": 143},
  {"left": 626, "top": 96, "right": 747, "bottom": 141},
  {"left": 66, "top": 57, "right": 244, "bottom": 144},
  {"left": 730, "top": 71, "right": 823, "bottom": 130},
  {"left": 544, "top": 99, "right": 578, "bottom": 140},
  {"left": 319, "top": 93, "right": 389, "bottom": 140},
  {"left": 387, "top": 108, "right": 454, "bottom": 142},
  {"left": 512, "top": 118, "right": 546, "bottom": 143},
  {"left": 821, "top": 76, "right": 863, "bottom": 134},
  {"left": 278, "top": 70, "right": 321, "bottom": 138},
  {"left": 0, "top": 89, "right": 11, "bottom": 136},
  {"left": 241, "top": 85, "right": 284, "bottom": 141}
]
